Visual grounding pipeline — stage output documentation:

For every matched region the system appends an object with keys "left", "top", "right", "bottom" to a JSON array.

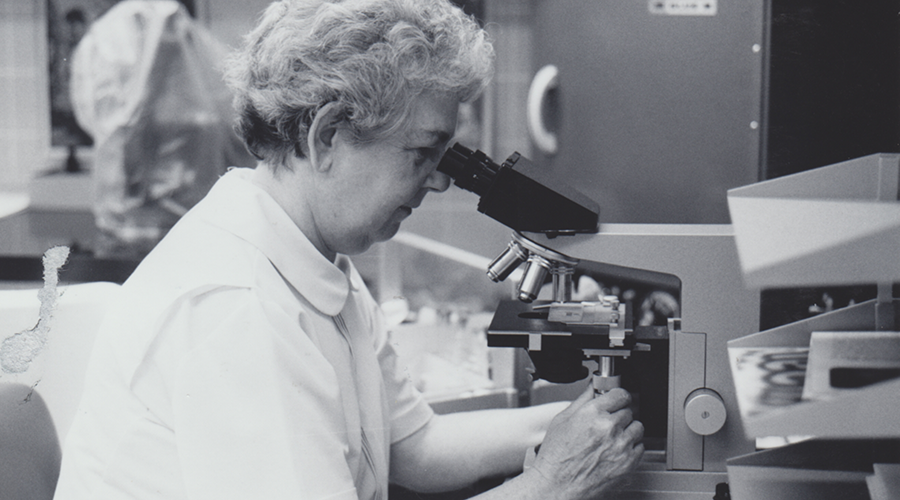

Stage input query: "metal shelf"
[{"left": 728, "top": 298, "right": 900, "bottom": 439}]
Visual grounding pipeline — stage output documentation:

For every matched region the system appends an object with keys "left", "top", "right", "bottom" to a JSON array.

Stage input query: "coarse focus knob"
[{"left": 684, "top": 388, "right": 726, "bottom": 436}]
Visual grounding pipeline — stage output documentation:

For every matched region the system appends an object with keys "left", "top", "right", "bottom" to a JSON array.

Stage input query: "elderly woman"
[{"left": 54, "top": 1, "right": 643, "bottom": 499}]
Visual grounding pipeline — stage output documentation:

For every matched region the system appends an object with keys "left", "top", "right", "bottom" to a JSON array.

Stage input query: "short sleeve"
[
  {"left": 167, "top": 288, "right": 360, "bottom": 500},
  {"left": 369, "top": 302, "right": 434, "bottom": 443}
]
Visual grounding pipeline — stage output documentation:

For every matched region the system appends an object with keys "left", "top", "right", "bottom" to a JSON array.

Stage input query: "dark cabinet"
[{"left": 526, "top": 0, "right": 900, "bottom": 224}]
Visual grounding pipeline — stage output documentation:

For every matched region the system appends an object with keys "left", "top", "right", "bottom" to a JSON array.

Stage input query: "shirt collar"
[{"left": 195, "top": 168, "right": 355, "bottom": 316}]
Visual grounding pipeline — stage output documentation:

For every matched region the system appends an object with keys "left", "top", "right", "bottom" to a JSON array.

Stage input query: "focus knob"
[{"left": 684, "top": 388, "right": 726, "bottom": 436}]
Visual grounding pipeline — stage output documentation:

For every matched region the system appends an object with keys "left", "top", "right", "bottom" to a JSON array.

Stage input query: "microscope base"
[{"left": 611, "top": 464, "right": 729, "bottom": 500}]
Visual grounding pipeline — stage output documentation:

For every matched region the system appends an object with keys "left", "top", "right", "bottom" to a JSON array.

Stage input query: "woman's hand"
[{"left": 529, "top": 387, "right": 645, "bottom": 499}]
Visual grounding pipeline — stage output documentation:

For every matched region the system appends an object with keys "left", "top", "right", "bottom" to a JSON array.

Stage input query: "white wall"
[
  {"left": 198, "top": 0, "right": 272, "bottom": 50},
  {"left": 0, "top": 0, "right": 50, "bottom": 192},
  {"left": 0, "top": 0, "right": 271, "bottom": 193}
]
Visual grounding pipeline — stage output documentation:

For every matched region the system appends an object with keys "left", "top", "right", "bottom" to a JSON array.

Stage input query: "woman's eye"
[{"left": 413, "top": 147, "right": 437, "bottom": 166}]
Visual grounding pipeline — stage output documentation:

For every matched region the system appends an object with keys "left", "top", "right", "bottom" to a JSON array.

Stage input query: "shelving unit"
[
  {"left": 727, "top": 299, "right": 900, "bottom": 439},
  {"left": 725, "top": 153, "right": 900, "bottom": 499}
]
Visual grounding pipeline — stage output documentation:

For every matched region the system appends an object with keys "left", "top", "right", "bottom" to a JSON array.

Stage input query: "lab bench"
[{"left": 0, "top": 208, "right": 139, "bottom": 287}]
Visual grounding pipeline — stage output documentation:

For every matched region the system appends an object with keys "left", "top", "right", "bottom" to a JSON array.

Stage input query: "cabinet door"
[
  {"left": 530, "top": 0, "right": 764, "bottom": 223},
  {"left": 764, "top": 0, "right": 900, "bottom": 181}
]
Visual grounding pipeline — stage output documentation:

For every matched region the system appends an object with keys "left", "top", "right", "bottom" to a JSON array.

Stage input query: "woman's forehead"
[{"left": 403, "top": 93, "right": 459, "bottom": 138}]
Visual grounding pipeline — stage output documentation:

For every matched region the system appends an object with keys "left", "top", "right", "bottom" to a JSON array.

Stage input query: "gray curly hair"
[{"left": 224, "top": 0, "right": 494, "bottom": 168}]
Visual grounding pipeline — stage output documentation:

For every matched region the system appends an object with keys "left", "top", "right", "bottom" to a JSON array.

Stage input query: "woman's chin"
[{"left": 376, "top": 221, "right": 403, "bottom": 244}]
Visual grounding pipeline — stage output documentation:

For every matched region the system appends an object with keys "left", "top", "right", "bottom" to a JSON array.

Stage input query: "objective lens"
[
  {"left": 552, "top": 263, "right": 575, "bottom": 303},
  {"left": 487, "top": 240, "right": 528, "bottom": 283},
  {"left": 517, "top": 255, "right": 551, "bottom": 303}
]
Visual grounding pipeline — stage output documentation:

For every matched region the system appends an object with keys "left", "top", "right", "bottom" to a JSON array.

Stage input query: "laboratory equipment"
[
  {"left": 439, "top": 144, "right": 761, "bottom": 498},
  {"left": 70, "top": 1, "right": 254, "bottom": 258},
  {"left": 436, "top": 143, "right": 599, "bottom": 236}
]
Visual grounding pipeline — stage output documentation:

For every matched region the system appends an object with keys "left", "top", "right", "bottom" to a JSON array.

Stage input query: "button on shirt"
[{"left": 54, "top": 168, "right": 434, "bottom": 500}]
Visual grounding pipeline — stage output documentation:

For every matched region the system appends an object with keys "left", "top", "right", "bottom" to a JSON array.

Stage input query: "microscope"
[
  {"left": 438, "top": 143, "right": 640, "bottom": 393},
  {"left": 438, "top": 144, "right": 761, "bottom": 499}
]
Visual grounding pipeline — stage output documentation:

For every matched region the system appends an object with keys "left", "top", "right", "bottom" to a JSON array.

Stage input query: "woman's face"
[{"left": 314, "top": 92, "right": 458, "bottom": 256}]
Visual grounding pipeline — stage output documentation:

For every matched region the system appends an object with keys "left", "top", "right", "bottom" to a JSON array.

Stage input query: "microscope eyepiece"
[{"left": 437, "top": 143, "right": 499, "bottom": 197}]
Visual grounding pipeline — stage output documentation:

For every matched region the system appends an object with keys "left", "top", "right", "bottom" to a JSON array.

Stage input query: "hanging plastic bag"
[{"left": 70, "top": 0, "right": 254, "bottom": 258}]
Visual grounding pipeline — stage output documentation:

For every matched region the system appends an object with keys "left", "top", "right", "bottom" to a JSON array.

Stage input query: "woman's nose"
[{"left": 424, "top": 169, "right": 452, "bottom": 193}]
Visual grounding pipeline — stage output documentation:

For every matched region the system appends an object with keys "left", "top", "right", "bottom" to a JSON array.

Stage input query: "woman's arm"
[
  {"left": 390, "top": 387, "right": 644, "bottom": 499},
  {"left": 390, "top": 401, "right": 567, "bottom": 492}
]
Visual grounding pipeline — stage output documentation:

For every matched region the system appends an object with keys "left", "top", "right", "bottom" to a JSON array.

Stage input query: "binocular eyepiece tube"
[
  {"left": 437, "top": 143, "right": 501, "bottom": 198},
  {"left": 437, "top": 142, "right": 600, "bottom": 236}
]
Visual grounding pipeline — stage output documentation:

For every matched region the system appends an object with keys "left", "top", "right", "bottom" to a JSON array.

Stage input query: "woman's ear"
[{"left": 307, "top": 102, "right": 343, "bottom": 172}]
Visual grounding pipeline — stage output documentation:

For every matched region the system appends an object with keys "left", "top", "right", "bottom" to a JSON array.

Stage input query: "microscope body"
[
  {"left": 547, "top": 227, "right": 758, "bottom": 466},
  {"left": 439, "top": 145, "right": 760, "bottom": 498},
  {"left": 483, "top": 227, "right": 760, "bottom": 498}
]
